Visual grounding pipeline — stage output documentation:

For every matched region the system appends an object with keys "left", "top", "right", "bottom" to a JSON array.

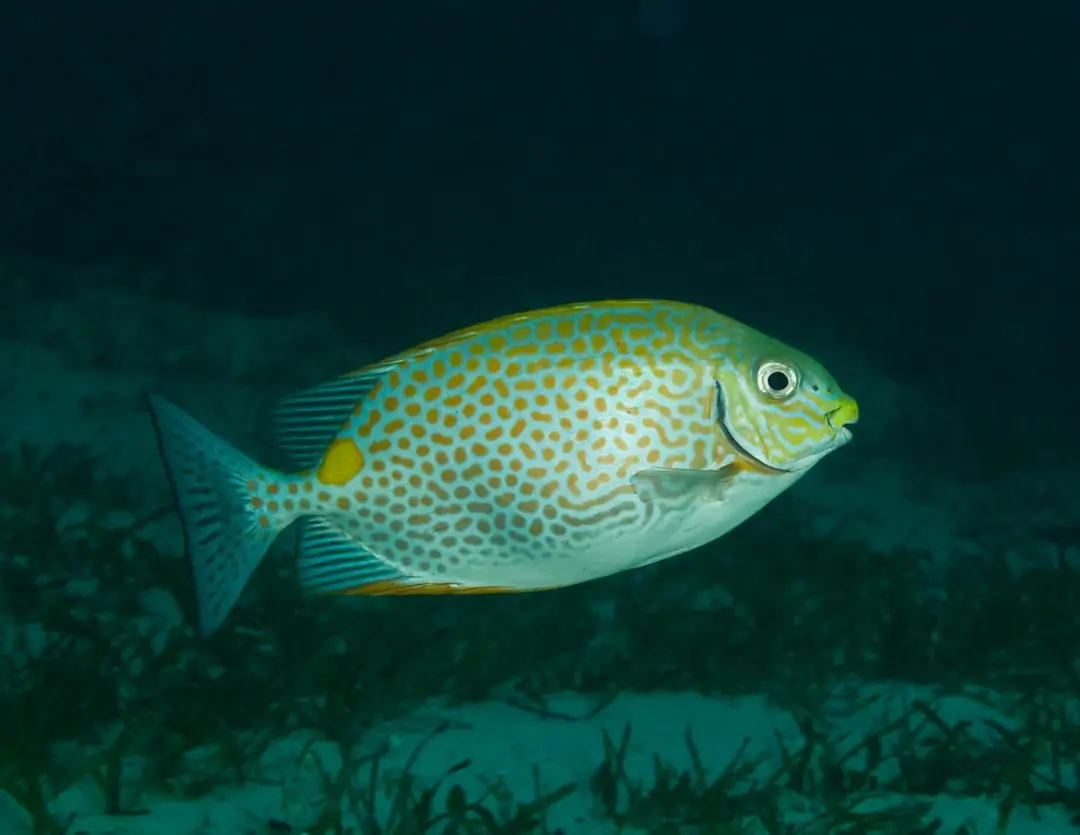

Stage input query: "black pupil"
[{"left": 766, "top": 370, "right": 790, "bottom": 392}]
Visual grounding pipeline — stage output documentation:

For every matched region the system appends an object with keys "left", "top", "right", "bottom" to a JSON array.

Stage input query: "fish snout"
[{"left": 827, "top": 395, "right": 859, "bottom": 436}]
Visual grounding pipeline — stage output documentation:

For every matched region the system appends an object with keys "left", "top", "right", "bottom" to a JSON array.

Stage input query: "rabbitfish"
[{"left": 147, "top": 300, "right": 858, "bottom": 634}]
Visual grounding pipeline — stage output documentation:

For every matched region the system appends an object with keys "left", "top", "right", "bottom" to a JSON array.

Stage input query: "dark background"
[{"left": 1, "top": 1, "right": 1076, "bottom": 415}]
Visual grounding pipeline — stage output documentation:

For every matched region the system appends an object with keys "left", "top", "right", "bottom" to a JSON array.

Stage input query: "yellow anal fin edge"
[{"left": 332, "top": 579, "right": 530, "bottom": 596}]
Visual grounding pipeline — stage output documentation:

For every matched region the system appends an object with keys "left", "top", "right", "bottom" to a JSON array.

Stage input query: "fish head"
[{"left": 711, "top": 326, "right": 857, "bottom": 473}]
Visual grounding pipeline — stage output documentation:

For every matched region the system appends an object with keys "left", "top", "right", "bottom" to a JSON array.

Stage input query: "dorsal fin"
[{"left": 268, "top": 366, "right": 391, "bottom": 468}]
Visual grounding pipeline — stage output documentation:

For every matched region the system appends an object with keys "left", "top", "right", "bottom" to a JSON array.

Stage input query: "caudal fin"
[{"left": 146, "top": 394, "right": 287, "bottom": 635}]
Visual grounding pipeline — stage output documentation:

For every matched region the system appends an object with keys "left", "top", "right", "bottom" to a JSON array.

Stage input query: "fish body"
[{"left": 148, "top": 300, "right": 857, "bottom": 634}]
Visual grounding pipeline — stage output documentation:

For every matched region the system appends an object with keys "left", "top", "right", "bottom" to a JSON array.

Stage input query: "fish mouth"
[{"left": 827, "top": 395, "right": 859, "bottom": 439}]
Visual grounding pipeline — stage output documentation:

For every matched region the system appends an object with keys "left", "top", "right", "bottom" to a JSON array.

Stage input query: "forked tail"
[{"left": 146, "top": 394, "right": 288, "bottom": 635}]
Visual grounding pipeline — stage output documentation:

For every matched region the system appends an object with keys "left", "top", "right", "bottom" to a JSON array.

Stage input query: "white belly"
[{"left": 489, "top": 468, "right": 807, "bottom": 589}]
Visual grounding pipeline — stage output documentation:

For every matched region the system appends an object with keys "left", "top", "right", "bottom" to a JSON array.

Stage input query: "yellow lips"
[{"left": 828, "top": 395, "right": 860, "bottom": 431}]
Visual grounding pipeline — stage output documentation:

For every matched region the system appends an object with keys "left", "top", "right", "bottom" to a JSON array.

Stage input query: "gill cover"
[{"left": 714, "top": 353, "right": 856, "bottom": 472}]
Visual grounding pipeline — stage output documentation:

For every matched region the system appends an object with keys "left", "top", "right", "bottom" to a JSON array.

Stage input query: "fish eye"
[{"left": 756, "top": 361, "right": 798, "bottom": 399}]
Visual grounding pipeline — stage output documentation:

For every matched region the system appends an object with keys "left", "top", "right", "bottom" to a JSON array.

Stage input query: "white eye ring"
[{"left": 757, "top": 361, "right": 798, "bottom": 399}]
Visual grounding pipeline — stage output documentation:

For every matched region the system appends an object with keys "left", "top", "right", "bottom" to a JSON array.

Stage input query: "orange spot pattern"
[{"left": 290, "top": 301, "right": 751, "bottom": 588}]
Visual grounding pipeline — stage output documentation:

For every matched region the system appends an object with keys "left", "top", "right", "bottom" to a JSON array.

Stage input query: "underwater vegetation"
[{"left": 2, "top": 442, "right": 1080, "bottom": 833}]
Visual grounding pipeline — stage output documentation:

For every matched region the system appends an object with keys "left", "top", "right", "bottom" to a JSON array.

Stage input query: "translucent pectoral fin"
[{"left": 630, "top": 464, "right": 740, "bottom": 505}]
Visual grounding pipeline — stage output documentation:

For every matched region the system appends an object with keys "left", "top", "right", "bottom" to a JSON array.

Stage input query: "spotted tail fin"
[{"left": 146, "top": 395, "right": 291, "bottom": 636}]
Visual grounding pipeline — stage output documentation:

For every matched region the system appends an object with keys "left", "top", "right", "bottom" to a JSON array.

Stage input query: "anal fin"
[
  {"left": 298, "top": 517, "right": 529, "bottom": 596},
  {"left": 297, "top": 517, "right": 406, "bottom": 593},
  {"left": 337, "top": 580, "right": 524, "bottom": 596}
]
